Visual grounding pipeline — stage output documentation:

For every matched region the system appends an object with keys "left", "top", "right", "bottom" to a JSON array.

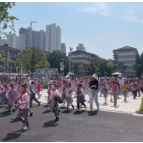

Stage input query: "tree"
[
  {"left": 15, "top": 60, "right": 22, "bottom": 74},
  {"left": 0, "top": 54, "right": 3, "bottom": 70},
  {"left": 0, "top": 2, "right": 18, "bottom": 39},
  {"left": 47, "top": 50, "right": 69, "bottom": 75},
  {"left": 19, "top": 47, "right": 50, "bottom": 77},
  {"left": 73, "top": 63, "right": 79, "bottom": 75},
  {"left": 7, "top": 59, "right": 14, "bottom": 76},
  {"left": 83, "top": 62, "right": 91, "bottom": 75},
  {"left": 106, "top": 59, "right": 113, "bottom": 76}
]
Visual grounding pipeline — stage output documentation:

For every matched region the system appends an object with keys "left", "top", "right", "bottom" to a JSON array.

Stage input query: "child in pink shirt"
[{"left": 36, "top": 80, "right": 41, "bottom": 98}]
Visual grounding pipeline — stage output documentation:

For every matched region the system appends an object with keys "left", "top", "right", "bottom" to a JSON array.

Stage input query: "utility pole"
[
  {"left": 69, "top": 47, "right": 73, "bottom": 73},
  {"left": 60, "top": 62, "right": 64, "bottom": 77}
]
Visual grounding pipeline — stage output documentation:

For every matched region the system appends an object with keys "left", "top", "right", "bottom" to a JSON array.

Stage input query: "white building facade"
[
  {"left": 7, "top": 33, "right": 20, "bottom": 49},
  {"left": 45, "top": 23, "right": 61, "bottom": 53},
  {"left": 0, "top": 39, "right": 7, "bottom": 46}
]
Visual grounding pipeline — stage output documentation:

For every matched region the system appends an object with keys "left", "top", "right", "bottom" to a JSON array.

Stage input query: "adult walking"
[
  {"left": 29, "top": 80, "right": 40, "bottom": 108},
  {"left": 87, "top": 74, "right": 99, "bottom": 111}
]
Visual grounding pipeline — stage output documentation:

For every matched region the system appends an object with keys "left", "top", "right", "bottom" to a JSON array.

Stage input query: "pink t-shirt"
[
  {"left": 57, "top": 80, "right": 62, "bottom": 87},
  {"left": 36, "top": 83, "right": 41, "bottom": 91}
]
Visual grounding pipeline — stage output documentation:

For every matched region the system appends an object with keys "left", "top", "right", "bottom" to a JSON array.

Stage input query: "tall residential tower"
[{"left": 45, "top": 23, "right": 61, "bottom": 53}]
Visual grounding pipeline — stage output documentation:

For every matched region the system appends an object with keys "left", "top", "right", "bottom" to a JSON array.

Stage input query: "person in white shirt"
[
  {"left": 65, "top": 83, "right": 74, "bottom": 110},
  {"left": 118, "top": 75, "right": 124, "bottom": 95}
]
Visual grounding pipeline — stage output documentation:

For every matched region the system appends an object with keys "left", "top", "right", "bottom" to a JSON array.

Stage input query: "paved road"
[
  {"left": 38, "top": 90, "right": 142, "bottom": 113},
  {"left": 0, "top": 104, "right": 143, "bottom": 142}
]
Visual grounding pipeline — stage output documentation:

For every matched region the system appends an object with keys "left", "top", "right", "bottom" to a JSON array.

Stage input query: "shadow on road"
[
  {"left": 10, "top": 118, "right": 20, "bottom": 123},
  {"left": 43, "top": 110, "right": 51, "bottom": 114},
  {"left": 73, "top": 110, "right": 85, "bottom": 115},
  {"left": 62, "top": 109, "right": 73, "bottom": 114},
  {"left": 101, "top": 103, "right": 108, "bottom": 106},
  {"left": 43, "top": 105, "right": 49, "bottom": 108},
  {"left": 88, "top": 110, "right": 98, "bottom": 116},
  {"left": 60, "top": 107, "right": 66, "bottom": 109},
  {"left": 43, "top": 120, "right": 59, "bottom": 128},
  {"left": 2, "top": 129, "right": 26, "bottom": 141},
  {"left": 0, "top": 111, "right": 11, "bottom": 117}
]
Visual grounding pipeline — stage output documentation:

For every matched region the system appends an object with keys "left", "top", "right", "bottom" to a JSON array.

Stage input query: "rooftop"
[{"left": 116, "top": 46, "right": 136, "bottom": 51}]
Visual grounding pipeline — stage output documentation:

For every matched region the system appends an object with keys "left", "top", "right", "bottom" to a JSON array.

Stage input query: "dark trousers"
[
  {"left": 77, "top": 102, "right": 86, "bottom": 110},
  {"left": 30, "top": 93, "right": 40, "bottom": 108},
  {"left": 17, "top": 109, "right": 29, "bottom": 127},
  {"left": 132, "top": 90, "right": 137, "bottom": 99}
]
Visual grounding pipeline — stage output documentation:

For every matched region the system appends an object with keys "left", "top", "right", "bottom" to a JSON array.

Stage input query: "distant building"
[
  {"left": 19, "top": 28, "right": 27, "bottom": 50},
  {"left": 70, "top": 51, "right": 97, "bottom": 76},
  {"left": 19, "top": 27, "right": 46, "bottom": 51},
  {"left": 113, "top": 46, "right": 139, "bottom": 77},
  {"left": 0, "top": 44, "right": 21, "bottom": 73},
  {"left": 61, "top": 43, "right": 66, "bottom": 54},
  {"left": 7, "top": 33, "right": 20, "bottom": 49},
  {"left": 76, "top": 43, "right": 85, "bottom": 51},
  {"left": 45, "top": 23, "right": 61, "bottom": 53},
  {"left": 0, "top": 39, "right": 7, "bottom": 46}
]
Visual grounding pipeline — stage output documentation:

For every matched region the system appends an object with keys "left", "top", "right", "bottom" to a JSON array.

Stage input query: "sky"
[{"left": 7, "top": 2, "right": 143, "bottom": 59}]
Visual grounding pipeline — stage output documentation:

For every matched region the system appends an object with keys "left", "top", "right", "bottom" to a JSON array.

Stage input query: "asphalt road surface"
[{"left": 0, "top": 104, "right": 143, "bottom": 142}]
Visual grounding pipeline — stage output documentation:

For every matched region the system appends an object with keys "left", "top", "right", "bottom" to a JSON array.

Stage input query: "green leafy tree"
[
  {"left": 15, "top": 60, "right": 22, "bottom": 74},
  {"left": 47, "top": 50, "right": 69, "bottom": 75},
  {"left": 0, "top": 2, "right": 18, "bottom": 39},
  {"left": 83, "top": 62, "right": 91, "bottom": 75},
  {"left": 19, "top": 47, "right": 50, "bottom": 77},
  {"left": 7, "top": 59, "right": 14, "bottom": 76},
  {"left": 73, "top": 63, "right": 79, "bottom": 75}
]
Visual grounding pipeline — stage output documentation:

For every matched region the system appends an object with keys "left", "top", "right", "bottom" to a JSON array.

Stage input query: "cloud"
[
  {"left": 121, "top": 9, "right": 143, "bottom": 24},
  {"left": 81, "top": 2, "right": 110, "bottom": 17}
]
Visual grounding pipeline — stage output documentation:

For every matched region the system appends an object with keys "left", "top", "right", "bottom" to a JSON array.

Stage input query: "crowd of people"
[{"left": 0, "top": 74, "right": 143, "bottom": 131}]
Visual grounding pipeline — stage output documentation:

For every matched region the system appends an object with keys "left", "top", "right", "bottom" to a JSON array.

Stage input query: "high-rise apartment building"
[
  {"left": 39, "top": 30, "right": 45, "bottom": 51},
  {"left": 27, "top": 27, "right": 33, "bottom": 48},
  {"left": 76, "top": 43, "right": 85, "bottom": 51},
  {"left": 0, "top": 39, "right": 7, "bottom": 46},
  {"left": 45, "top": 23, "right": 61, "bottom": 53},
  {"left": 7, "top": 33, "right": 20, "bottom": 49},
  {"left": 19, "top": 27, "right": 45, "bottom": 50},
  {"left": 61, "top": 43, "right": 66, "bottom": 54},
  {"left": 19, "top": 28, "right": 27, "bottom": 50}
]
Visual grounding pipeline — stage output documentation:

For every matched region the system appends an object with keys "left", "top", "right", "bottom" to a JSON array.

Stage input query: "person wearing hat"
[{"left": 87, "top": 74, "right": 99, "bottom": 111}]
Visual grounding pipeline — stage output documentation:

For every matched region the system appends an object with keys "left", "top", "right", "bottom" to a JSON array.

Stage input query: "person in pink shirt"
[
  {"left": 57, "top": 78, "right": 62, "bottom": 93},
  {"left": 36, "top": 80, "right": 42, "bottom": 98},
  {"left": 131, "top": 79, "right": 138, "bottom": 99},
  {"left": 8, "top": 83, "right": 17, "bottom": 113}
]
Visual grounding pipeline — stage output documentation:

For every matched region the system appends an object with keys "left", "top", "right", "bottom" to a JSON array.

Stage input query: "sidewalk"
[{"left": 36, "top": 90, "right": 142, "bottom": 114}]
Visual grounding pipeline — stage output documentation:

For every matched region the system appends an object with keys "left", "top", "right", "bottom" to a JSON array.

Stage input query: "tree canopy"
[
  {"left": 47, "top": 50, "right": 69, "bottom": 75},
  {"left": 0, "top": 2, "right": 18, "bottom": 39},
  {"left": 18, "top": 47, "right": 50, "bottom": 77}
]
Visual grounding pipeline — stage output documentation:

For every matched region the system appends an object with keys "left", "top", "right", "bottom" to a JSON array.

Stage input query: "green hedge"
[{"left": 139, "top": 97, "right": 143, "bottom": 111}]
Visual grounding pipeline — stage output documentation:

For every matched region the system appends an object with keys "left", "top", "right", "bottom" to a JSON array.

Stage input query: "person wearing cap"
[{"left": 87, "top": 74, "right": 99, "bottom": 111}]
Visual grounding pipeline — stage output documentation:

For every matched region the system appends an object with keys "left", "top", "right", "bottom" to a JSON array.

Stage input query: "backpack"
[{"left": 55, "top": 96, "right": 63, "bottom": 104}]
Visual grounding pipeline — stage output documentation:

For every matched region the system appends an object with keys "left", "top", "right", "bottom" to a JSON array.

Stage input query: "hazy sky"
[{"left": 8, "top": 2, "right": 143, "bottom": 59}]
